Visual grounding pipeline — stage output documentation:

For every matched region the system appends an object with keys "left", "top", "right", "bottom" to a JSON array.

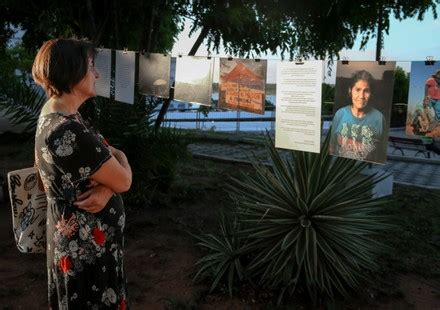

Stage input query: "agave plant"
[
  {"left": 192, "top": 211, "right": 245, "bottom": 296},
  {"left": 229, "top": 133, "right": 391, "bottom": 304}
]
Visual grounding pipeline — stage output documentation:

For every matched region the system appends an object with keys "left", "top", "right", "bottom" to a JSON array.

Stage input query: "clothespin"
[
  {"left": 425, "top": 56, "right": 435, "bottom": 66},
  {"left": 295, "top": 56, "right": 304, "bottom": 65}
]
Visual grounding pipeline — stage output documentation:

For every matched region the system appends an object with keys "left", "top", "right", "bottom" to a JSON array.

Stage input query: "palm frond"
[{"left": 0, "top": 80, "right": 46, "bottom": 133}]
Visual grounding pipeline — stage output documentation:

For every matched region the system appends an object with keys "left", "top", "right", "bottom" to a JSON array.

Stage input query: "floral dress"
[{"left": 35, "top": 112, "right": 127, "bottom": 309}]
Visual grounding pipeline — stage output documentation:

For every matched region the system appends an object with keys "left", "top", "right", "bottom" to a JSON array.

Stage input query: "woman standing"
[
  {"left": 33, "top": 38, "right": 132, "bottom": 309},
  {"left": 330, "top": 70, "right": 386, "bottom": 162}
]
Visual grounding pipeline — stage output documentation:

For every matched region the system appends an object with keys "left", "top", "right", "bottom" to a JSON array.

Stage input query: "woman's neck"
[
  {"left": 47, "top": 93, "right": 85, "bottom": 115},
  {"left": 351, "top": 106, "right": 366, "bottom": 118}
]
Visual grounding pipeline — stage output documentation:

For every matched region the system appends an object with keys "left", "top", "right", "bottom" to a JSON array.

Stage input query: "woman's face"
[
  {"left": 350, "top": 79, "right": 371, "bottom": 110},
  {"left": 74, "top": 56, "right": 99, "bottom": 99}
]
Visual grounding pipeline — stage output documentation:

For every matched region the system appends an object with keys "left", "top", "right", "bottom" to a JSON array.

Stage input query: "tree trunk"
[
  {"left": 150, "top": 1, "right": 167, "bottom": 52},
  {"left": 113, "top": 0, "right": 119, "bottom": 49},
  {"left": 154, "top": 84, "right": 174, "bottom": 130},
  {"left": 375, "top": 3, "right": 383, "bottom": 61},
  {"left": 86, "top": 0, "right": 97, "bottom": 41},
  {"left": 143, "top": 6, "right": 155, "bottom": 52},
  {"left": 94, "top": 11, "right": 110, "bottom": 44}
]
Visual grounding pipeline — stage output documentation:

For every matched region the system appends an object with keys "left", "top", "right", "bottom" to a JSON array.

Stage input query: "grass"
[
  {"left": 349, "top": 183, "right": 440, "bottom": 304},
  {"left": 378, "top": 185, "right": 440, "bottom": 277}
]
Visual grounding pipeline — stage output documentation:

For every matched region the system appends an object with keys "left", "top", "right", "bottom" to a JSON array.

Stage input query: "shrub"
[
  {"left": 89, "top": 96, "right": 188, "bottom": 207},
  {"left": 193, "top": 133, "right": 391, "bottom": 305},
  {"left": 191, "top": 211, "right": 245, "bottom": 296}
]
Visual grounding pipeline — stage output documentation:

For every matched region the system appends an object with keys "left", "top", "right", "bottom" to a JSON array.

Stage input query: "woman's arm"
[
  {"left": 90, "top": 146, "right": 132, "bottom": 193},
  {"left": 73, "top": 147, "right": 132, "bottom": 213}
]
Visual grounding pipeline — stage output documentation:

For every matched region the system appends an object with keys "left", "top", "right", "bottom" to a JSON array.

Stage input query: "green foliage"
[
  {"left": 2, "top": 1, "right": 437, "bottom": 60},
  {"left": 1, "top": 0, "right": 187, "bottom": 52},
  {"left": 90, "top": 96, "right": 189, "bottom": 207},
  {"left": 0, "top": 43, "right": 34, "bottom": 86},
  {"left": 0, "top": 82, "right": 188, "bottom": 207},
  {"left": 393, "top": 66, "right": 409, "bottom": 104},
  {"left": 193, "top": 133, "right": 391, "bottom": 305},
  {"left": 190, "top": 1, "right": 437, "bottom": 59},
  {"left": 0, "top": 79, "right": 46, "bottom": 133},
  {"left": 389, "top": 66, "right": 409, "bottom": 127},
  {"left": 321, "top": 83, "right": 335, "bottom": 115},
  {"left": 125, "top": 126, "right": 188, "bottom": 206},
  {"left": 232, "top": 134, "right": 391, "bottom": 304},
  {"left": 0, "top": 44, "right": 46, "bottom": 134},
  {"left": 191, "top": 211, "right": 245, "bottom": 296}
]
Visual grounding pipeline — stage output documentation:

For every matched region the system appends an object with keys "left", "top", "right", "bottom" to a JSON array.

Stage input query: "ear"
[{"left": 348, "top": 88, "right": 351, "bottom": 97}]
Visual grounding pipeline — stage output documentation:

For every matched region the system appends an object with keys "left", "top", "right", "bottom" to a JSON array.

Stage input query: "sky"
[{"left": 171, "top": 12, "right": 440, "bottom": 84}]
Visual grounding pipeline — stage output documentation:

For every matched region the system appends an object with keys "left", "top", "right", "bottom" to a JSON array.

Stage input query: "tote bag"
[{"left": 7, "top": 167, "right": 47, "bottom": 253}]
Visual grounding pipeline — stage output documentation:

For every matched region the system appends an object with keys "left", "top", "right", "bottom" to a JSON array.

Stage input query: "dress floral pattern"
[{"left": 35, "top": 112, "right": 127, "bottom": 309}]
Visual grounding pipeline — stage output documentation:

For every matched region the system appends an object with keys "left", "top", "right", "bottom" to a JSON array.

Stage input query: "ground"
[{"left": 1, "top": 133, "right": 440, "bottom": 309}]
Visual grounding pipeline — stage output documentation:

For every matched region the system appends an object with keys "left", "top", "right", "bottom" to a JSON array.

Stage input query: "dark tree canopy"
[
  {"left": 0, "top": 0, "right": 187, "bottom": 52},
  {"left": 0, "top": 0, "right": 437, "bottom": 59},
  {"left": 188, "top": 0, "right": 438, "bottom": 59}
]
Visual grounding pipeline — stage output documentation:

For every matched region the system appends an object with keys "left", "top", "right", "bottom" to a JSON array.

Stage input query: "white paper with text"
[
  {"left": 275, "top": 61, "right": 323, "bottom": 153},
  {"left": 94, "top": 48, "right": 111, "bottom": 98},
  {"left": 115, "top": 50, "right": 135, "bottom": 104}
]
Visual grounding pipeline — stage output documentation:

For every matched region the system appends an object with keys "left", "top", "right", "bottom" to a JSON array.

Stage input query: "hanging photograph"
[
  {"left": 115, "top": 50, "right": 136, "bottom": 104},
  {"left": 329, "top": 61, "right": 396, "bottom": 164},
  {"left": 219, "top": 58, "right": 267, "bottom": 114},
  {"left": 94, "top": 48, "right": 112, "bottom": 98},
  {"left": 139, "top": 53, "right": 171, "bottom": 98},
  {"left": 174, "top": 56, "right": 214, "bottom": 106},
  {"left": 406, "top": 61, "right": 440, "bottom": 137},
  {"left": 275, "top": 60, "right": 323, "bottom": 153}
]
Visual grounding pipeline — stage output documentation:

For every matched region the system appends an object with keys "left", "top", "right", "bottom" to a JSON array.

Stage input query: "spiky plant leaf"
[
  {"left": 191, "top": 211, "right": 245, "bottom": 296},
  {"left": 229, "top": 132, "right": 391, "bottom": 304}
]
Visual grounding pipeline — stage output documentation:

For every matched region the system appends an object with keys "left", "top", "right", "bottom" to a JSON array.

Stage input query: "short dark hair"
[
  {"left": 349, "top": 70, "right": 374, "bottom": 90},
  {"left": 32, "top": 38, "right": 96, "bottom": 98}
]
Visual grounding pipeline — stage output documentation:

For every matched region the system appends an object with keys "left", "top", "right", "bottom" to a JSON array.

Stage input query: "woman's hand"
[{"left": 73, "top": 184, "right": 114, "bottom": 213}]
